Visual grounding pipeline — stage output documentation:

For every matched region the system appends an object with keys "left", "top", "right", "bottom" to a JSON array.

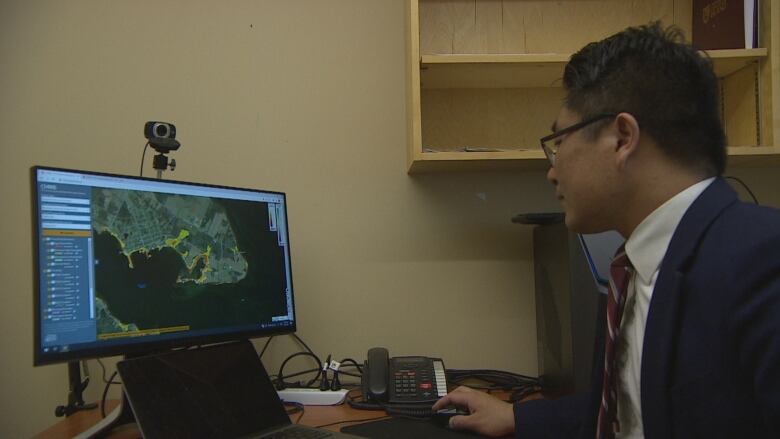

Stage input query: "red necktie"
[{"left": 596, "top": 245, "right": 633, "bottom": 439}]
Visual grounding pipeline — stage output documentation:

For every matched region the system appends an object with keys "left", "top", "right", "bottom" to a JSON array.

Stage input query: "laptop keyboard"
[{"left": 263, "top": 426, "right": 333, "bottom": 439}]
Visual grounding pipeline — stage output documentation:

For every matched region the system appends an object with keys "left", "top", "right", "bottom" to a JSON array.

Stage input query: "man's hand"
[{"left": 431, "top": 386, "right": 515, "bottom": 437}]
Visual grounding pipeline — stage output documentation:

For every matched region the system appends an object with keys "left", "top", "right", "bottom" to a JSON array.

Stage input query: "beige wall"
[{"left": 1, "top": 1, "right": 779, "bottom": 437}]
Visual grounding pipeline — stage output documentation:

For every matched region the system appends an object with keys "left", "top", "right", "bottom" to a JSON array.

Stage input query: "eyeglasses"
[{"left": 539, "top": 113, "right": 617, "bottom": 166}]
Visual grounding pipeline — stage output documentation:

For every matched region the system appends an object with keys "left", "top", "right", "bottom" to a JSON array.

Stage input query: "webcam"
[
  {"left": 142, "top": 120, "right": 181, "bottom": 177},
  {"left": 144, "top": 121, "right": 176, "bottom": 140},
  {"left": 144, "top": 121, "right": 180, "bottom": 153}
]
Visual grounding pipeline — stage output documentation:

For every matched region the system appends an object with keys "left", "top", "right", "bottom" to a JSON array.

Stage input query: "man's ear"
[{"left": 614, "top": 112, "right": 640, "bottom": 169}]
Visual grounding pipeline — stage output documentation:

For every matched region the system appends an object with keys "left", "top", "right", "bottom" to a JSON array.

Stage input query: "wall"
[
  {"left": 1, "top": 2, "right": 779, "bottom": 437},
  {"left": 0, "top": 1, "right": 550, "bottom": 436}
]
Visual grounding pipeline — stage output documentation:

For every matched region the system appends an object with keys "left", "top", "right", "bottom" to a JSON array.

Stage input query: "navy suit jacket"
[{"left": 514, "top": 178, "right": 780, "bottom": 438}]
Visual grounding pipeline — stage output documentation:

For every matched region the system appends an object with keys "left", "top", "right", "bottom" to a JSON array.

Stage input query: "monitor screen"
[{"left": 32, "top": 166, "right": 296, "bottom": 365}]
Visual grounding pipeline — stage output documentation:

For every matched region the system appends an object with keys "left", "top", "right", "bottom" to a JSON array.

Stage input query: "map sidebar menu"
[{"left": 37, "top": 183, "right": 97, "bottom": 354}]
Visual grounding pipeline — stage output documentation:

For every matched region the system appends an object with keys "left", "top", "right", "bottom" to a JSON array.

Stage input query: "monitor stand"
[
  {"left": 73, "top": 391, "right": 136, "bottom": 439},
  {"left": 55, "top": 361, "right": 98, "bottom": 417}
]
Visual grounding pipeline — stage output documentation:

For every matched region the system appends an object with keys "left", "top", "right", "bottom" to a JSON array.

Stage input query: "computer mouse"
[{"left": 431, "top": 407, "right": 470, "bottom": 428}]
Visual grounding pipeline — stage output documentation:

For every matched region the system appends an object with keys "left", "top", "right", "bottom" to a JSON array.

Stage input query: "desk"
[
  {"left": 34, "top": 390, "right": 524, "bottom": 438},
  {"left": 33, "top": 398, "right": 386, "bottom": 438}
]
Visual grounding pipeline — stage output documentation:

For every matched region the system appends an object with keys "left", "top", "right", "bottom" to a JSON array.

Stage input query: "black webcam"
[
  {"left": 144, "top": 121, "right": 180, "bottom": 153},
  {"left": 144, "top": 121, "right": 177, "bottom": 140}
]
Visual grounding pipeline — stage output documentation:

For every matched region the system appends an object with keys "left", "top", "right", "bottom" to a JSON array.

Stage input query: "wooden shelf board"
[
  {"left": 407, "top": 145, "right": 780, "bottom": 173},
  {"left": 420, "top": 48, "right": 768, "bottom": 89},
  {"left": 422, "top": 53, "right": 572, "bottom": 64},
  {"left": 708, "top": 48, "right": 768, "bottom": 77},
  {"left": 421, "top": 54, "right": 568, "bottom": 89},
  {"left": 727, "top": 146, "right": 780, "bottom": 166},
  {"left": 408, "top": 150, "right": 548, "bottom": 173}
]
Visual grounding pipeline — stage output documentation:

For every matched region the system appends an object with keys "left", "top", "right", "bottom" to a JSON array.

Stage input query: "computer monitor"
[{"left": 32, "top": 166, "right": 296, "bottom": 366}]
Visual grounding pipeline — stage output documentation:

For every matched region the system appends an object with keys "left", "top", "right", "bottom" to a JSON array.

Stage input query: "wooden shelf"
[
  {"left": 726, "top": 146, "right": 780, "bottom": 166},
  {"left": 708, "top": 48, "right": 769, "bottom": 76},
  {"left": 421, "top": 54, "right": 569, "bottom": 88},
  {"left": 406, "top": 0, "right": 779, "bottom": 173},
  {"left": 408, "top": 146, "right": 780, "bottom": 173},
  {"left": 409, "top": 150, "right": 547, "bottom": 173},
  {"left": 420, "top": 49, "right": 768, "bottom": 89}
]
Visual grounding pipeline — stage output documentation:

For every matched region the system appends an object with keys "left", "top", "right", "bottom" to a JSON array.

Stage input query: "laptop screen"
[
  {"left": 578, "top": 231, "right": 624, "bottom": 295},
  {"left": 117, "top": 340, "right": 289, "bottom": 438}
]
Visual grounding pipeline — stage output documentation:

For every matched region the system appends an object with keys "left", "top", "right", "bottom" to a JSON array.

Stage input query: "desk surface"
[
  {"left": 33, "top": 398, "right": 388, "bottom": 439},
  {"left": 34, "top": 390, "right": 523, "bottom": 438}
]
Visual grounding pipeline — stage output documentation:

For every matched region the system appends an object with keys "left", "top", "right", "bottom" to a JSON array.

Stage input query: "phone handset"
[{"left": 364, "top": 347, "right": 390, "bottom": 402}]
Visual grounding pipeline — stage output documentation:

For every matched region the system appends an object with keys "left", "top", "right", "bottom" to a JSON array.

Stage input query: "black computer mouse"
[{"left": 431, "top": 407, "right": 470, "bottom": 428}]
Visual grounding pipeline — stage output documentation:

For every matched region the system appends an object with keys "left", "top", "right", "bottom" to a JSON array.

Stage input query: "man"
[{"left": 432, "top": 22, "right": 780, "bottom": 438}]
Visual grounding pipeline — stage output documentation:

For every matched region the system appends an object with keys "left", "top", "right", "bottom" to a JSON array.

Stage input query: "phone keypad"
[
  {"left": 387, "top": 358, "right": 447, "bottom": 403},
  {"left": 394, "top": 371, "right": 418, "bottom": 398},
  {"left": 392, "top": 364, "right": 438, "bottom": 401}
]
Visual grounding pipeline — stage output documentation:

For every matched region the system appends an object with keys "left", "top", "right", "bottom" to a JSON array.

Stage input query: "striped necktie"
[{"left": 596, "top": 245, "right": 633, "bottom": 439}]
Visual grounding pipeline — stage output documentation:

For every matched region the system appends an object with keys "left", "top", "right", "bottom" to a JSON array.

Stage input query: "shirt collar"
[{"left": 625, "top": 178, "right": 715, "bottom": 284}]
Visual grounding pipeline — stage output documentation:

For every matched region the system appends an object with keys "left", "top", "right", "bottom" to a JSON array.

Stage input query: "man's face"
[{"left": 545, "top": 107, "right": 620, "bottom": 234}]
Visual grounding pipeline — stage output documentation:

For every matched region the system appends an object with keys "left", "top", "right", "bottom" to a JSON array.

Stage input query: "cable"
[
  {"left": 510, "top": 386, "right": 541, "bottom": 403},
  {"left": 276, "top": 351, "right": 322, "bottom": 389},
  {"left": 346, "top": 390, "right": 439, "bottom": 417},
  {"left": 271, "top": 334, "right": 363, "bottom": 389},
  {"left": 445, "top": 368, "right": 541, "bottom": 401},
  {"left": 96, "top": 358, "right": 109, "bottom": 383},
  {"left": 330, "top": 358, "right": 363, "bottom": 381},
  {"left": 101, "top": 370, "right": 118, "bottom": 418},
  {"left": 384, "top": 405, "right": 436, "bottom": 417},
  {"left": 95, "top": 359, "right": 122, "bottom": 385},
  {"left": 259, "top": 336, "right": 274, "bottom": 359},
  {"left": 139, "top": 141, "right": 150, "bottom": 177},
  {"left": 446, "top": 368, "right": 540, "bottom": 388},
  {"left": 345, "top": 388, "right": 390, "bottom": 412},
  {"left": 347, "top": 397, "right": 438, "bottom": 418},
  {"left": 292, "top": 333, "right": 316, "bottom": 357},
  {"left": 283, "top": 402, "right": 305, "bottom": 424},
  {"left": 338, "top": 358, "right": 363, "bottom": 375},
  {"left": 724, "top": 175, "right": 759, "bottom": 204},
  {"left": 280, "top": 367, "right": 321, "bottom": 382}
]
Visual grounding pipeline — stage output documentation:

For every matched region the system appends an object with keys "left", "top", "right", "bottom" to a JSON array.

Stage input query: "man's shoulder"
[
  {"left": 685, "top": 199, "right": 780, "bottom": 288},
  {"left": 692, "top": 177, "right": 780, "bottom": 231},
  {"left": 713, "top": 199, "right": 780, "bottom": 240}
]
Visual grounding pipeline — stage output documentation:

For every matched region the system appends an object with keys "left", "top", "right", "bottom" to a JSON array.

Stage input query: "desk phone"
[{"left": 362, "top": 347, "right": 447, "bottom": 405}]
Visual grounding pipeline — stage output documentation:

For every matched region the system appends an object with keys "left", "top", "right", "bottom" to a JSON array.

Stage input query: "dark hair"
[{"left": 563, "top": 22, "right": 726, "bottom": 176}]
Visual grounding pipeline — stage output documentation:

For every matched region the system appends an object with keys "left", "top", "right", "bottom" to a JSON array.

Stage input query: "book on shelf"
[{"left": 692, "top": 0, "right": 758, "bottom": 50}]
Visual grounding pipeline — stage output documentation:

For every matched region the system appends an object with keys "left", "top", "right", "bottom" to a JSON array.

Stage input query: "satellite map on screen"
[{"left": 90, "top": 188, "right": 287, "bottom": 340}]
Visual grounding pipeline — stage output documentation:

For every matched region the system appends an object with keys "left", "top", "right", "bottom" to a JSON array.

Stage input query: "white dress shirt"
[{"left": 615, "top": 177, "right": 715, "bottom": 439}]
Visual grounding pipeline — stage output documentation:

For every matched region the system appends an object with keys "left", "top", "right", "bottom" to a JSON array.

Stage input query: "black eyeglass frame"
[{"left": 539, "top": 113, "right": 617, "bottom": 166}]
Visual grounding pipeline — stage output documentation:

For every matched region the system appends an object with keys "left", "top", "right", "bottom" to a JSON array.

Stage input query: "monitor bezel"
[{"left": 31, "top": 165, "right": 297, "bottom": 366}]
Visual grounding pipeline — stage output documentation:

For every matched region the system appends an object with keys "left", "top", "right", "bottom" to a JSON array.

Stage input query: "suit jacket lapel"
[{"left": 640, "top": 178, "right": 737, "bottom": 438}]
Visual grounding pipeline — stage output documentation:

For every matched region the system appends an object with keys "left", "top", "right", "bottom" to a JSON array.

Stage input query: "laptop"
[
  {"left": 578, "top": 231, "right": 624, "bottom": 295},
  {"left": 116, "top": 339, "right": 363, "bottom": 439}
]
